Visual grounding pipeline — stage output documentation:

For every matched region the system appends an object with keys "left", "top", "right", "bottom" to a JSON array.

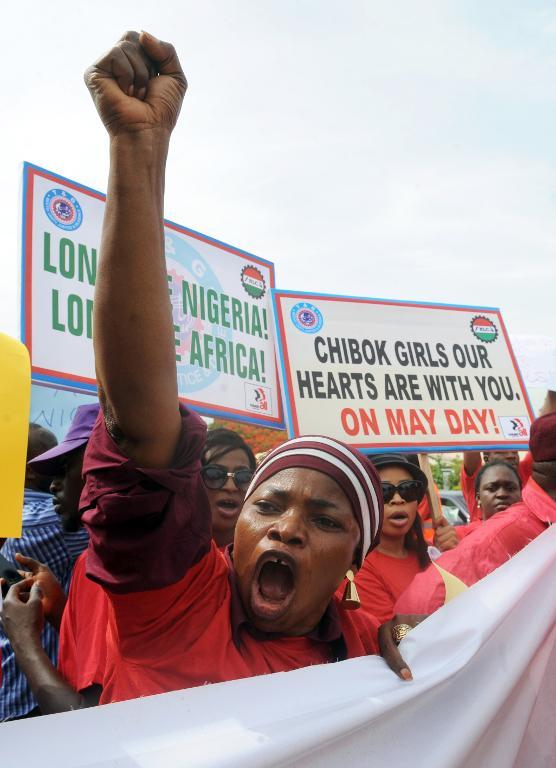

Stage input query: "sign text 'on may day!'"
[{"left": 272, "top": 291, "right": 533, "bottom": 451}]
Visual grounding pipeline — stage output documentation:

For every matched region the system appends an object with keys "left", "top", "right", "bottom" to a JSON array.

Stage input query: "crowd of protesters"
[{"left": 1, "top": 30, "right": 556, "bottom": 720}]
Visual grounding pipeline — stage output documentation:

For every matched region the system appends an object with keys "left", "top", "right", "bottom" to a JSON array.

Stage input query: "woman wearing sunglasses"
[
  {"left": 355, "top": 454, "right": 430, "bottom": 624},
  {"left": 201, "top": 429, "right": 256, "bottom": 549}
]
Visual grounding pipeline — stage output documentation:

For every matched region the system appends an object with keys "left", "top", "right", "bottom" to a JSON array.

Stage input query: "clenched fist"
[{"left": 84, "top": 30, "right": 187, "bottom": 136}]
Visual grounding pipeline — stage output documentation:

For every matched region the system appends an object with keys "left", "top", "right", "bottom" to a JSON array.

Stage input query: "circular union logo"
[
  {"left": 241, "top": 265, "right": 266, "bottom": 299},
  {"left": 291, "top": 302, "right": 323, "bottom": 334},
  {"left": 470, "top": 315, "right": 498, "bottom": 343},
  {"left": 43, "top": 189, "right": 83, "bottom": 231}
]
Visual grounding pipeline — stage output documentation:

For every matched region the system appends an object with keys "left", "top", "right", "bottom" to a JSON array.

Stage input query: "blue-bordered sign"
[
  {"left": 272, "top": 288, "right": 534, "bottom": 453},
  {"left": 21, "top": 162, "right": 284, "bottom": 430},
  {"left": 43, "top": 188, "right": 83, "bottom": 231},
  {"left": 290, "top": 302, "right": 323, "bottom": 334}
]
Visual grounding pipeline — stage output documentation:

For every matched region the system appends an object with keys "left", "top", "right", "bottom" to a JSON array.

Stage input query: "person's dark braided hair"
[{"left": 201, "top": 428, "right": 256, "bottom": 469}]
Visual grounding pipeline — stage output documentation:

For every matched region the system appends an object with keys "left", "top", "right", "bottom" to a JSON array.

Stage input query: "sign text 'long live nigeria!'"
[{"left": 22, "top": 163, "right": 283, "bottom": 428}]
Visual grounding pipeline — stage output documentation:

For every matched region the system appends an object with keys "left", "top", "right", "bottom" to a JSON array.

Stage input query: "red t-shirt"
[
  {"left": 461, "top": 455, "right": 532, "bottom": 523},
  {"left": 355, "top": 549, "right": 423, "bottom": 624},
  {"left": 100, "top": 542, "right": 378, "bottom": 703},
  {"left": 80, "top": 407, "right": 379, "bottom": 705},
  {"left": 395, "top": 479, "right": 556, "bottom": 615},
  {"left": 58, "top": 551, "right": 109, "bottom": 692}
]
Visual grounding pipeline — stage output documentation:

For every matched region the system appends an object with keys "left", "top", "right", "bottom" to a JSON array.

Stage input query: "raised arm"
[
  {"left": 462, "top": 451, "right": 482, "bottom": 477},
  {"left": 85, "top": 31, "right": 187, "bottom": 468}
]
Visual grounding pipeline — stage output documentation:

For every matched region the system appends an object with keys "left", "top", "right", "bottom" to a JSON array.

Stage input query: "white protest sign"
[
  {"left": 272, "top": 291, "right": 534, "bottom": 451},
  {"left": 22, "top": 163, "right": 284, "bottom": 428}
]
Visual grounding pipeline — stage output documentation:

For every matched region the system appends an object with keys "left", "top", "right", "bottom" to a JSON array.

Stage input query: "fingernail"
[
  {"left": 400, "top": 668, "right": 413, "bottom": 681},
  {"left": 141, "top": 31, "right": 158, "bottom": 43},
  {"left": 128, "top": 85, "right": 134, "bottom": 97},
  {"left": 137, "top": 86, "right": 147, "bottom": 100}
]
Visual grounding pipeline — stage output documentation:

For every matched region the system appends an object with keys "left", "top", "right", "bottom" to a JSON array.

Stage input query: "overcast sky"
[{"left": 1, "top": 1, "right": 555, "bottom": 343}]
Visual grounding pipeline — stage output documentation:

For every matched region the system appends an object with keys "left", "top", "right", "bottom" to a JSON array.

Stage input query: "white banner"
[
  {"left": 22, "top": 163, "right": 284, "bottom": 428},
  {"left": 272, "top": 290, "right": 534, "bottom": 451},
  {"left": 3, "top": 526, "right": 555, "bottom": 767}
]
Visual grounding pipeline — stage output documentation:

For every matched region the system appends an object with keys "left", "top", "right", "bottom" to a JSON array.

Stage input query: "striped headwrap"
[{"left": 243, "top": 436, "right": 383, "bottom": 567}]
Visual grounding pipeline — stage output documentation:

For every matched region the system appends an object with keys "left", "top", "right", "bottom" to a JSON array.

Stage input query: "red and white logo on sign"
[
  {"left": 499, "top": 416, "right": 530, "bottom": 439},
  {"left": 245, "top": 383, "right": 271, "bottom": 413}
]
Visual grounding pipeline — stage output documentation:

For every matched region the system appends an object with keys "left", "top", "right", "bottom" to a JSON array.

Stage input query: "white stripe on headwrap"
[
  {"left": 281, "top": 436, "right": 381, "bottom": 540},
  {"left": 245, "top": 441, "right": 376, "bottom": 560}
]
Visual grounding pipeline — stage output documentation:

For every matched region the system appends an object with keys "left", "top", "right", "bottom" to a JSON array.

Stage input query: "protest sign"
[
  {"left": 272, "top": 291, "right": 533, "bottom": 451},
  {"left": 0, "top": 333, "right": 30, "bottom": 537},
  {"left": 21, "top": 162, "right": 284, "bottom": 428},
  {"left": 30, "top": 384, "right": 98, "bottom": 442}
]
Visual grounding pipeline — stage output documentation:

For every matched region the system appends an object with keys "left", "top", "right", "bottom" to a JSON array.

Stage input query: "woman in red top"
[
  {"left": 436, "top": 461, "right": 524, "bottom": 550},
  {"left": 79, "top": 31, "right": 385, "bottom": 704},
  {"left": 356, "top": 454, "right": 430, "bottom": 623}
]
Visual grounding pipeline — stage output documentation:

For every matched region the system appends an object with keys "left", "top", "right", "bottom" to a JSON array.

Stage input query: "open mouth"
[
  {"left": 215, "top": 497, "right": 241, "bottom": 520},
  {"left": 251, "top": 551, "right": 297, "bottom": 620},
  {"left": 388, "top": 511, "right": 409, "bottom": 528}
]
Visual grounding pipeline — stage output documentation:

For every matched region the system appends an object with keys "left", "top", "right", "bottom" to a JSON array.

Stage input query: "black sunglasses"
[
  {"left": 381, "top": 480, "right": 424, "bottom": 504},
  {"left": 200, "top": 464, "right": 254, "bottom": 492}
]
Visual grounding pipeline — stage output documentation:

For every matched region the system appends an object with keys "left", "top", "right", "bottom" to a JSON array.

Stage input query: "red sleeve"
[
  {"left": 358, "top": 612, "right": 380, "bottom": 655},
  {"left": 395, "top": 564, "right": 445, "bottom": 615},
  {"left": 460, "top": 465, "right": 481, "bottom": 522},
  {"left": 396, "top": 502, "right": 538, "bottom": 615},
  {"left": 80, "top": 404, "right": 211, "bottom": 594},
  {"left": 519, "top": 453, "right": 533, "bottom": 485},
  {"left": 106, "top": 543, "right": 228, "bottom": 656},
  {"left": 455, "top": 520, "right": 482, "bottom": 540}
]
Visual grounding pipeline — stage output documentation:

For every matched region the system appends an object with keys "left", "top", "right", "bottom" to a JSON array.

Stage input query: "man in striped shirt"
[{"left": 0, "top": 423, "right": 89, "bottom": 721}]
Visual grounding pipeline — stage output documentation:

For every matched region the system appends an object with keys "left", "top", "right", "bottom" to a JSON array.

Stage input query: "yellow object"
[
  {"left": 0, "top": 333, "right": 30, "bottom": 537},
  {"left": 341, "top": 569, "right": 361, "bottom": 610},
  {"left": 433, "top": 562, "right": 468, "bottom": 604}
]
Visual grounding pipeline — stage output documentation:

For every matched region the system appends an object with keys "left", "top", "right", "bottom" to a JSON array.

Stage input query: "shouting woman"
[{"left": 74, "top": 31, "right": 384, "bottom": 704}]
